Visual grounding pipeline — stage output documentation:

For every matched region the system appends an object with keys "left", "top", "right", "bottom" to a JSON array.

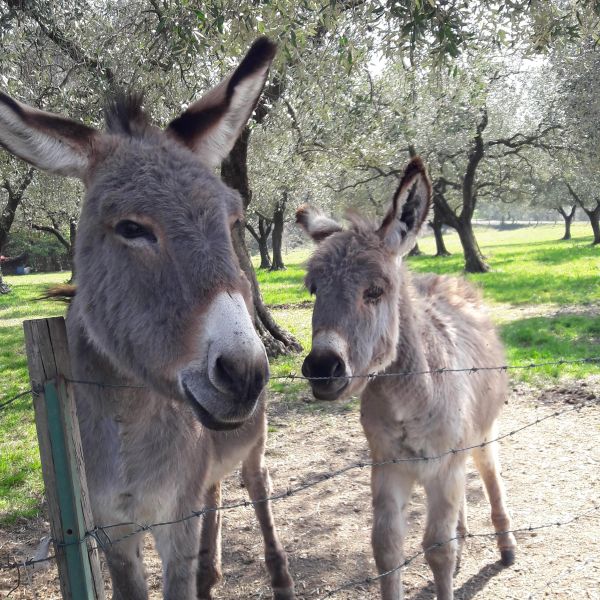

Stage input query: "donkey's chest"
[{"left": 360, "top": 387, "right": 465, "bottom": 464}]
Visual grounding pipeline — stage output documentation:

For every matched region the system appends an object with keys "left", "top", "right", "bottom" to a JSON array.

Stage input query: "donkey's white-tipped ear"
[
  {"left": 296, "top": 204, "right": 343, "bottom": 242},
  {"left": 167, "top": 37, "right": 276, "bottom": 168},
  {"left": 377, "top": 157, "right": 431, "bottom": 255},
  {"left": 0, "top": 92, "right": 97, "bottom": 178}
]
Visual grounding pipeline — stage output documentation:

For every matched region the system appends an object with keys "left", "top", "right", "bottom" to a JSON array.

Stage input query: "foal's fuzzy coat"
[
  {"left": 298, "top": 158, "right": 516, "bottom": 600},
  {"left": 0, "top": 39, "right": 293, "bottom": 600}
]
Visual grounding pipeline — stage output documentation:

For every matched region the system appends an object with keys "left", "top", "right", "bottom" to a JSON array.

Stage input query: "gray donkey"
[
  {"left": 297, "top": 157, "right": 516, "bottom": 600},
  {"left": 0, "top": 39, "right": 294, "bottom": 600}
]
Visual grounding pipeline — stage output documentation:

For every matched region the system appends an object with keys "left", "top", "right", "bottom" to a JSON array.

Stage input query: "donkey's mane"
[
  {"left": 345, "top": 209, "right": 377, "bottom": 234},
  {"left": 104, "top": 92, "right": 150, "bottom": 137}
]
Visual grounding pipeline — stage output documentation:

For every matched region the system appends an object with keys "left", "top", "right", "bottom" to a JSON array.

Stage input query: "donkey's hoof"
[{"left": 500, "top": 549, "right": 515, "bottom": 566}]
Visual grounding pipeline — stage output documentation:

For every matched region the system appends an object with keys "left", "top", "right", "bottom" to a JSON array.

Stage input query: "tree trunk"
[
  {"left": 408, "top": 242, "right": 422, "bottom": 256},
  {"left": 455, "top": 219, "right": 489, "bottom": 273},
  {"left": 431, "top": 221, "right": 451, "bottom": 256},
  {"left": 246, "top": 217, "right": 272, "bottom": 269},
  {"left": 584, "top": 203, "right": 600, "bottom": 245},
  {"left": 0, "top": 266, "right": 10, "bottom": 294},
  {"left": 557, "top": 206, "right": 576, "bottom": 240},
  {"left": 257, "top": 236, "right": 272, "bottom": 269},
  {"left": 69, "top": 219, "right": 77, "bottom": 281},
  {"left": 270, "top": 193, "right": 286, "bottom": 271},
  {"left": 221, "top": 132, "right": 301, "bottom": 357}
]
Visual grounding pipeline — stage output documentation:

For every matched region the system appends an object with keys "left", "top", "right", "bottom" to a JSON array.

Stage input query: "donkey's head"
[
  {"left": 297, "top": 158, "right": 431, "bottom": 400},
  {"left": 0, "top": 39, "right": 276, "bottom": 430}
]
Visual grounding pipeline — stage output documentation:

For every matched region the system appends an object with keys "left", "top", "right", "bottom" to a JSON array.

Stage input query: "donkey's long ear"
[
  {"left": 167, "top": 37, "right": 276, "bottom": 168},
  {"left": 377, "top": 157, "right": 431, "bottom": 255},
  {"left": 296, "top": 204, "right": 343, "bottom": 242},
  {"left": 0, "top": 92, "right": 97, "bottom": 178}
]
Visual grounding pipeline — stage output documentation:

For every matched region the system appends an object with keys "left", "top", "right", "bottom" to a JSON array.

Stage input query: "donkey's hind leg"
[
  {"left": 196, "top": 482, "right": 223, "bottom": 600},
  {"left": 472, "top": 434, "right": 517, "bottom": 566},
  {"left": 242, "top": 439, "right": 294, "bottom": 600},
  {"left": 104, "top": 527, "right": 148, "bottom": 600}
]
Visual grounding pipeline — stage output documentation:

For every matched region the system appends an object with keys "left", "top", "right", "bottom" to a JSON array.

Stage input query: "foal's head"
[
  {"left": 297, "top": 158, "right": 431, "bottom": 400},
  {"left": 0, "top": 39, "right": 276, "bottom": 430}
]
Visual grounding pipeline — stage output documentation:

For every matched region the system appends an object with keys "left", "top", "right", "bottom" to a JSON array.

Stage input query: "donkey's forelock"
[{"left": 104, "top": 92, "right": 150, "bottom": 138}]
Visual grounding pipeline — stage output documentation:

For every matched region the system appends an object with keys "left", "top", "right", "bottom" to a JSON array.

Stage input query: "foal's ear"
[
  {"left": 377, "top": 157, "right": 431, "bottom": 255},
  {"left": 0, "top": 92, "right": 97, "bottom": 178},
  {"left": 167, "top": 37, "right": 276, "bottom": 168},
  {"left": 296, "top": 204, "right": 343, "bottom": 242}
]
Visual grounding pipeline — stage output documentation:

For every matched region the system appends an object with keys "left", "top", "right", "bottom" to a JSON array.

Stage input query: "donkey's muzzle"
[
  {"left": 213, "top": 353, "right": 269, "bottom": 407},
  {"left": 302, "top": 349, "right": 349, "bottom": 401}
]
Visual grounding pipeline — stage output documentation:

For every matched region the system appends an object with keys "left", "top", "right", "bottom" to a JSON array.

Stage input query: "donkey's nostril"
[
  {"left": 302, "top": 351, "right": 346, "bottom": 380},
  {"left": 213, "top": 354, "right": 268, "bottom": 404},
  {"left": 215, "top": 355, "right": 237, "bottom": 386},
  {"left": 331, "top": 358, "right": 345, "bottom": 379}
]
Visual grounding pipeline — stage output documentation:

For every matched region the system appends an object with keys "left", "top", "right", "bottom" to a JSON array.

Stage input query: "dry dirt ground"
[{"left": 1, "top": 377, "right": 599, "bottom": 600}]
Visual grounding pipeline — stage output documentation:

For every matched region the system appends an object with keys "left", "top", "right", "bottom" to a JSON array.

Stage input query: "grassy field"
[{"left": 0, "top": 223, "right": 598, "bottom": 524}]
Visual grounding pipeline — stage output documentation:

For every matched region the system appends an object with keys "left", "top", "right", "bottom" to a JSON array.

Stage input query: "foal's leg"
[
  {"left": 103, "top": 527, "right": 148, "bottom": 600},
  {"left": 422, "top": 459, "right": 466, "bottom": 600},
  {"left": 455, "top": 492, "right": 468, "bottom": 574},
  {"left": 153, "top": 517, "right": 201, "bottom": 600},
  {"left": 371, "top": 464, "right": 416, "bottom": 600},
  {"left": 242, "top": 441, "right": 294, "bottom": 600},
  {"left": 196, "top": 483, "right": 223, "bottom": 600},
  {"left": 472, "top": 437, "right": 517, "bottom": 566}
]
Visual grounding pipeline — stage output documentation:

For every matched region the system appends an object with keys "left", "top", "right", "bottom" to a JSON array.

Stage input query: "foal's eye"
[
  {"left": 363, "top": 285, "right": 384, "bottom": 304},
  {"left": 115, "top": 220, "right": 157, "bottom": 243}
]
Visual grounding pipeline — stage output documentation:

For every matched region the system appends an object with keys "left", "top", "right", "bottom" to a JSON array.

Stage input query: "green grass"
[
  {"left": 0, "top": 224, "right": 598, "bottom": 522},
  {"left": 0, "top": 272, "right": 70, "bottom": 524}
]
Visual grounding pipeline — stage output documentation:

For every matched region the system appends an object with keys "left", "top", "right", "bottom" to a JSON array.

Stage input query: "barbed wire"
[
  {"left": 0, "top": 389, "right": 32, "bottom": 412},
  {"left": 319, "top": 503, "right": 600, "bottom": 598},
  {"left": 10, "top": 396, "right": 589, "bottom": 558},
  {"left": 0, "top": 356, "right": 597, "bottom": 593}
]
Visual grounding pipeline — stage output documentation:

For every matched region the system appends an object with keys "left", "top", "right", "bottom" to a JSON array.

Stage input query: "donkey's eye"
[
  {"left": 364, "top": 285, "right": 384, "bottom": 304},
  {"left": 115, "top": 220, "right": 157, "bottom": 243}
]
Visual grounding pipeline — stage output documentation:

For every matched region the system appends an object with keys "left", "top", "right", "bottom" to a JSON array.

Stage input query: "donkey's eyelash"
[
  {"left": 115, "top": 220, "right": 157, "bottom": 243},
  {"left": 363, "top": 285, "right": 384, "bottom": 303}
]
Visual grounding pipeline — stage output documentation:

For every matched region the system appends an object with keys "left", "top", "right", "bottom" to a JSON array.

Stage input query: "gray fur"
[
  {"left": 299, "top": 158, "right": 516, "bottom": 600},
  {"left": 0, "top": 39, "right": 293, "bottom": 600}
]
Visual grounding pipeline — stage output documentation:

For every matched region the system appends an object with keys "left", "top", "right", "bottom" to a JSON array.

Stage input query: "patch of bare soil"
[{"left": 1, "top": 378, "right": 599, "bottom": 600}]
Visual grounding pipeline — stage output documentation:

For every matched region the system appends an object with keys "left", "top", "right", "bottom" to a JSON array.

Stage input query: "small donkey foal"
[{"left": 297, "top": 158, "right": 516, "bottom": 600}]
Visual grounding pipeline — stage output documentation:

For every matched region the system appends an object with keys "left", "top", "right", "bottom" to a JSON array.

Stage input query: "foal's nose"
[
  {"left": 302, "top": 349, "right": 347, "bottom": 381},
  {"left": 212, "top": 353, "right": 269, "bottom": 405}
]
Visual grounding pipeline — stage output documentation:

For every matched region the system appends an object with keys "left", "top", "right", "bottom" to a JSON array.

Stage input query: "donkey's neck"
[{"left": 388, "top": 269, "right": 429, "bottom": 375}]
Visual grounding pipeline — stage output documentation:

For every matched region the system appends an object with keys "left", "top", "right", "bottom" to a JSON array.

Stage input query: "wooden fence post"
[{"left": 23, "top": 317, "right": 105, "bottom": 600}]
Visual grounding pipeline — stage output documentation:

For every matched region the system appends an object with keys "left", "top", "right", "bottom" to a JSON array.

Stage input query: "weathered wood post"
[{"left": 23, "top": 317, "right": 105, "bottom": 600}]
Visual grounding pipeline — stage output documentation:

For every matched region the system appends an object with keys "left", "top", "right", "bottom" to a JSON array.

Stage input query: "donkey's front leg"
[
  {"left": 154, "top": 517, "right": 201, "bottom": 600},
  {"left": 104, "top": 527, "right": 148, "bottom": 600},
  {"left": 371, "top": 464, "right": 416, "bottom": 600},
  {"left": 422, "top": 459, "right": 466, "bottom": 600},
  {"left": 242, "top": 441, "right": 294, "bottom": 600},
  {"left": 197, "top": 483, "right": 223, "bottom": 600}
]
